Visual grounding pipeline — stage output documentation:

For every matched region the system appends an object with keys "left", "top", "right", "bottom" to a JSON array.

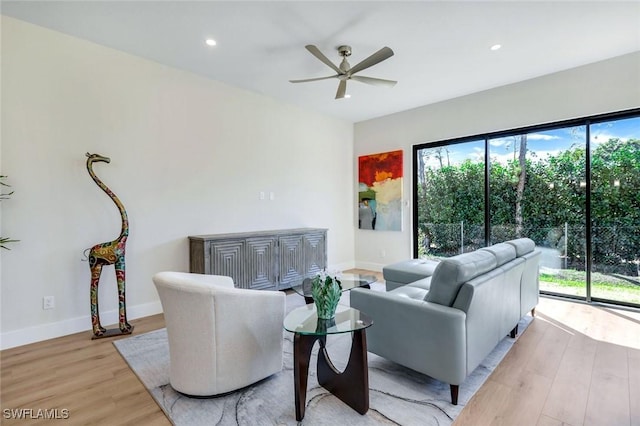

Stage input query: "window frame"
[{"left": 412, "top": 107, "right": 640, "bottom": 308}]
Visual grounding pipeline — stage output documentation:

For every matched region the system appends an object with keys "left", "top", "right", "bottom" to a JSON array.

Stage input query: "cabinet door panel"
[
  {"left": 279, "top": 235, "right": 304, "bottom": 289},
  {"left": 246, "top": 238, "right": 277, "bottom": 290},
  {"left": 304, "top": 231, "right": 327, "bottom": 275},
  {"left": 210, "top": 240, "right": 245, "bottom": 288}
]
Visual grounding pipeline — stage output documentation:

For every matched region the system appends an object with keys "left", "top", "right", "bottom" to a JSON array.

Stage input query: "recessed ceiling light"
[
  {"left": 205, "top": 39, "right": 217, "bottom": 47},
  {"left": 490, "top": 44, "right": 501, "bottom": 51},
  {"left": 344, "top": 94, "right": 351, "bottom": 99}
]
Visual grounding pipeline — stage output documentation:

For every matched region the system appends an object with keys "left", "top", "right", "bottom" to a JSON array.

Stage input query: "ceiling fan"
[{"left": 290, "top": 45, "right": 397, "bottom": 99}]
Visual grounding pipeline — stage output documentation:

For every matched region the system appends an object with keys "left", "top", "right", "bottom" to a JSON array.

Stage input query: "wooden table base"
[{"left": 293, "top": 330, "right": 369, "bottom": 421}]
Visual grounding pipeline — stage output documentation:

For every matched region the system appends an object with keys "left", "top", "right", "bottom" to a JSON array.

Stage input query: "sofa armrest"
[
  {"left": 350, "top": 288, "right": 467, "bottom": 385},
  {"left": 212, "top": 289, "right": 285, "bottom": 388},
  {"left": 215, "top": 288, "right": 286, "bottom": 344}
]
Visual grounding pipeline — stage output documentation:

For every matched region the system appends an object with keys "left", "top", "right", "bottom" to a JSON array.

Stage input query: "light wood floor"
[
  {"left": 0, "top": 314, "right": 170, "bottom": 426},
  {"left": 455, "top": 297, "right": 640, "bottom": 426},
  {"left": 2, "top": 285, "right": 639, "bottom": 425}
]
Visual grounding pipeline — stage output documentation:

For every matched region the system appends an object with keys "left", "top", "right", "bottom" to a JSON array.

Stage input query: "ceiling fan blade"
[
  {"left": 335, "top": 80, "right": 347, "bottom": 99},
  {"left": 305, "top": 45, "right": 342, "bottom": 74},
  {"left": 351, "top": 75, "right": 397, "bottom": 88},
  {"left": 348, "top": 46, "right": 394, "bottom": 75},
  {"left": 289, "top": 75, "right": 339, "bottom": 83}
]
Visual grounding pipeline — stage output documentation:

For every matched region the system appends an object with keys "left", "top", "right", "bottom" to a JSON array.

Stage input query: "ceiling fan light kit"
[{"left": 290, "top": 44, "right": 397, "bottom": 99}]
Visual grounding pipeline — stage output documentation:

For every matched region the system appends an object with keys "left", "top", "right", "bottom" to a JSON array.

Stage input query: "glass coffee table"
[
  {"left": 283, "top": 304, "right": 373, "bottom": 421},
  {"left": 291, "top": 272, "right": 377, "bottom": 304}
]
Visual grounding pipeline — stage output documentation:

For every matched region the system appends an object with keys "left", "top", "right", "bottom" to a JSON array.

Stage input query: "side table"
[{"left": 283, "top": 304, "right": 373, "bottom": 421}]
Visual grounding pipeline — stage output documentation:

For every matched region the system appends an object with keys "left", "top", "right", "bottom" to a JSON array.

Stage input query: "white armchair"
[{"left": 152, "top": 271, "right": 286, "bottom": 396}]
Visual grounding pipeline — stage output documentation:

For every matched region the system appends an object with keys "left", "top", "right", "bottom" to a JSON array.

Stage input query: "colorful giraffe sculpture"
[{"left": 85, "top": 153, "right": 133, "bottom": 339}]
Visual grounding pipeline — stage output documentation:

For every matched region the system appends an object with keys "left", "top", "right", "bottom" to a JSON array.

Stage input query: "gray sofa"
[{"left": 350, "top": 238, "right": 540, "bottom": 405}]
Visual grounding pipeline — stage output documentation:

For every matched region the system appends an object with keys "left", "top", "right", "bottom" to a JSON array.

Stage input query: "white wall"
[
  {"left": 0, "top": 17, "right": 355, "bottom": 349},
  {"left": 354, "top": 51, "right": 640, "bottom": 271}
]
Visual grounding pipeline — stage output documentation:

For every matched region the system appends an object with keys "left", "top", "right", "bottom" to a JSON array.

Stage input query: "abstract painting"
[{"left": 358, "top": 150, "right": 403, "bottom": 231}]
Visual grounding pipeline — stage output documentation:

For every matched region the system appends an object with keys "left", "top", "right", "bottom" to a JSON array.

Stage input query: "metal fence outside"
[{"left": 418, "top": 222, "right": 640, "bottom": 278}]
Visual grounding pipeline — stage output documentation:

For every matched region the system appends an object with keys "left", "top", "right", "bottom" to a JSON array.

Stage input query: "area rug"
[{"left": 114, "top": 283, "right": 531, "bottom": 425}]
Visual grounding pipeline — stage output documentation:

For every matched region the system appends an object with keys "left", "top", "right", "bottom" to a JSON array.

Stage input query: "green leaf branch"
[{"left": 0, "top": 175, "right": 18, "bottom": 250}]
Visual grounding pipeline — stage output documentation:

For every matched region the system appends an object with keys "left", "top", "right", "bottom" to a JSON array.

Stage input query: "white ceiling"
[{"left": 2, "top": 1, "right": 639, "bottom": 123}]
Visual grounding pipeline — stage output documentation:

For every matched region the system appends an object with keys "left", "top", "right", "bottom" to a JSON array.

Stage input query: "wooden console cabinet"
[{"left": 189, "top": 228, "right": 327, "bottom": 291}]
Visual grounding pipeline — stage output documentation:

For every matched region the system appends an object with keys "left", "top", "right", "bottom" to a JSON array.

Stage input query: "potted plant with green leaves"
[{"left": 311, "top": 270, "right": 342, "bottom": 319}]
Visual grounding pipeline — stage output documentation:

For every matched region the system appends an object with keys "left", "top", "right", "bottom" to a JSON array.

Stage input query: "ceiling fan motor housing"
[{"left": 338, "top": 45, "right": 352, "bottom": 57}]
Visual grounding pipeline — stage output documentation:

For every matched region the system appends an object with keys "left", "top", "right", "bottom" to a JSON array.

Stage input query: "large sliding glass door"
[
  {"left": 589, "top": 116, "right": 640, "bottom": 305},
  {"left": 413, "top": 109, "right": 640, "bottom": 308},
  {"left": 488, "top": 127, "right": 587, "bottom": 298}
]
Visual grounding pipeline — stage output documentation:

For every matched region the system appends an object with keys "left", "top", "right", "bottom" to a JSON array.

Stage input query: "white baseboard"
[
  {"left": 354, "top": 261, "right": 385, "bottom": 272},
  {"left": 0, "top": 301, "right": 163, "bottom": 350},
  {"left": 329, "top": 261, "right": 356, "bottom": 272}
]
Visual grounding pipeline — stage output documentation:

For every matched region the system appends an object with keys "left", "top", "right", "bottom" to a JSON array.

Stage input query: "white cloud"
[
  {"left": 469, "top": 148, "right": 484, "bottom": 162},
  {"left": 528, "top": 133, "right": 561, "bottom": 141},
  {"left": 489, "top": 137, "right": 514, "bottom": 147},
  {"left": 591, "top": 132, "right": 629, "bottom": 145},
  {"left": 421, "top": 145, "right": 483, "bottom": 168},
  {"left": 489, "top": 152, "right": 513, "bottom": 165}
]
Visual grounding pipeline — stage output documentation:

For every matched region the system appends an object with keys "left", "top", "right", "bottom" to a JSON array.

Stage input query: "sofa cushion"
[
  {"left": 425, "top": 250, "right": 497, "bottom": 306},
  {"left": 389, "top": 284, "right": 430, "bottom": 301},
  {"left": 480, "top": 243, "right": 516, "bottom": 266},
  {"left": 506, "top": 238, "right": 535, "bottom": 256},
  {"left": 383, "top": 258, "right": 440, "bottom": 285}
]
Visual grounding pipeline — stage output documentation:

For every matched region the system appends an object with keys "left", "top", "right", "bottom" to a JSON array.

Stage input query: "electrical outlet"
[
  {"left": 43, "top": 296, "right": 55, "bottom": 310},
  {"left": 380, "top": 249, "right": 386, "bottom": 258}
]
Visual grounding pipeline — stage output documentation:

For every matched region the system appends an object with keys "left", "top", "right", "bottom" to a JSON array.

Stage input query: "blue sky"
[{"left": 421, "top": 116, "right": 639, "bottom": 167}]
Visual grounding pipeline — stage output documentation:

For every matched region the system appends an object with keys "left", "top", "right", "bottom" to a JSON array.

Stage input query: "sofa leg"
[
  {"left": 509, "top": 325, "right": 518, "bottom": 338},
  {"left": 450, "top": 384, "right": 459, "bottom": 405},
  {"left": 531, "top": 307, "right": 536, "bottom": 317}
]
